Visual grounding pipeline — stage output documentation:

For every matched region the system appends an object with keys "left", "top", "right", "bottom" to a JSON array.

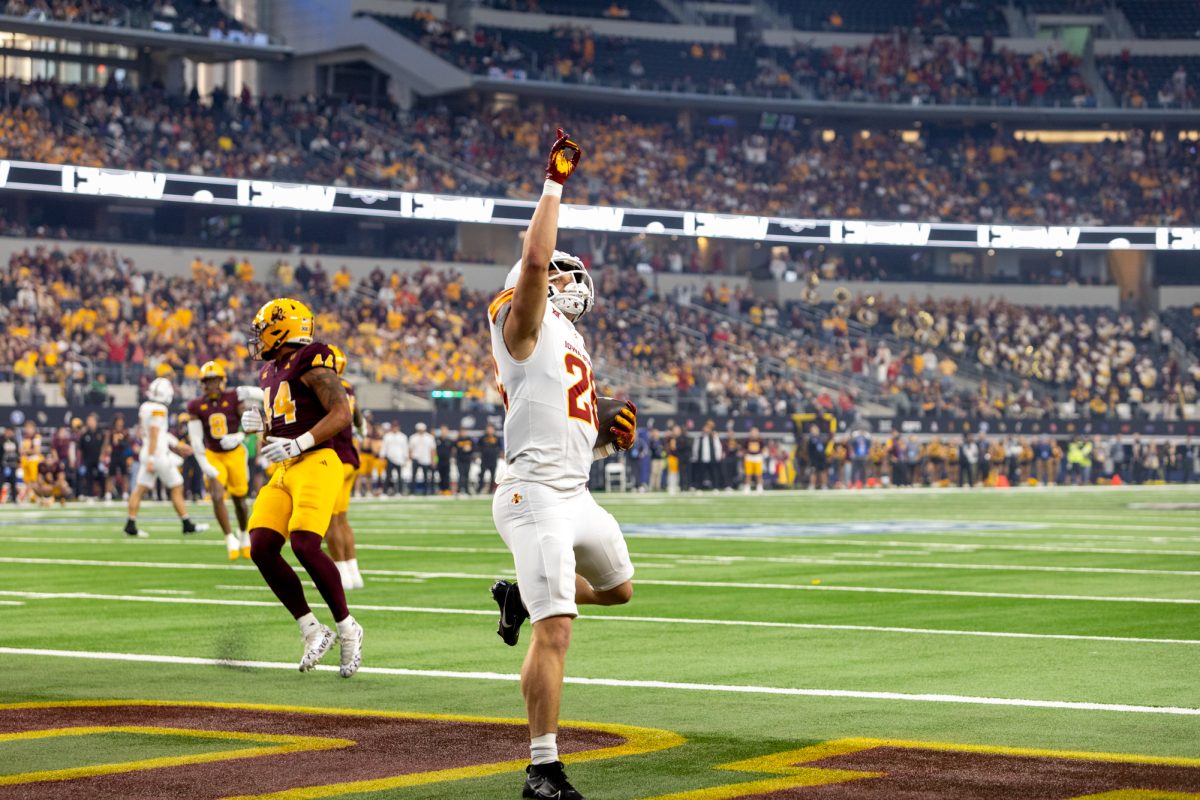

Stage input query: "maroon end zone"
[
  {"left": 0, "top": 702, "right": 627, "bottom": 800},
  {"left": 698, "top": 740, "right": 1200, "bottom": 800}
]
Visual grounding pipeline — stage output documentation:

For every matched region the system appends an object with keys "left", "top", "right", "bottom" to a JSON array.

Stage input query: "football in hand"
[{"left": 594, "top": 396, "right": 631, "bottom": 449}]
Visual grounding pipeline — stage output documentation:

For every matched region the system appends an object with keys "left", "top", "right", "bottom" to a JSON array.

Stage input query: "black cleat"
[
  {"left": 491, "top": 579, "right": 529, "bottom": 647},
  {"left": 124, "top": 519, "right": 147, "bottom": 538},
  {"left": 181, "top": 519, "right": 208, "bottom": 535},
  {"left": 523, "top": 761, "right": 584, "bottom": 800}
]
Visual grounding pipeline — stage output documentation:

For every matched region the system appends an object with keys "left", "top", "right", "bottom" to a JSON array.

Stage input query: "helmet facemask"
[{"left": 547, "top": 254, "right": 594, "bottom": 321}]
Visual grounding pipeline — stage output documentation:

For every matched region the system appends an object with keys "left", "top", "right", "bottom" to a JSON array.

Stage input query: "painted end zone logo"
[
  {"left": 643, "top": 738, "right": 1200, "bottom": 799},
  {"left": 0, "top": 701, "right": 680, "bottom": 800},
  {"left": 1, "top": 704, "right": 1197, "bottom": 798},
  {"left": 623, "top": 521, "right": 1044, "bottom": 539}
]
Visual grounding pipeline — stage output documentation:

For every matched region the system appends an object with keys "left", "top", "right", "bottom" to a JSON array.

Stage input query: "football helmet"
[
  {"left": 329, "top": 344, "right": 347, "bottom": 376},
  {"left": 199, "top": 361, "right": 227, "bottom": 396},
  {"left": 503, "top": 250, "right": 594, "bottom": 320},
  {"left": 147, "top": 377, "right": 174, "bottom": 405},
  {"left": 249, "top": 298, "right": 314, "bottom": 360}
]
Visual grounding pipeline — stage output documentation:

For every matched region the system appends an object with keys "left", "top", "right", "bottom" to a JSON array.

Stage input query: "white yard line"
[
  {"left": 2, "top": 538, "right": 1198, "bottom": 577},
  {"left": 0, "top": 557, "right": 1196, "bottom": 604},
  {"left": 1, "top": 590, "right": 1197, "bottom": 647},
  {"left": 0, "top": 646, "right": 1196, "bottom": 716}
]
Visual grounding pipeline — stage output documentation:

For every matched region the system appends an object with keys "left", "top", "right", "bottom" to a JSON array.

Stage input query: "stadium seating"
[
  {"left": 1100, "top": 55, "right": 1199, "bottom": 108},
  {"left": 5, "top": 242, "right": 1193, "bottom": 422},
  {"left": 1116, "top": 0, "right": 1200, "bottom": 39},
  {"left": 1, "top": 79, "right": 1196, "bottom": 226},
  {"left": 481, "top": 0, "right": 675, "bottom": 23},
  {"left": 2, "top": 0, "right": 262, "bottom": 40},
  {"left": 389, "top": 14, "right": 1056, "bottom": 103}
]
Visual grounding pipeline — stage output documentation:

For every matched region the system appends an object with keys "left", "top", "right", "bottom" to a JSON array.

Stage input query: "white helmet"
[
  {"left": 147, "top": 377, "right": 174, "bottom": 405},
  {"left": 504, "top": 249, "right": 594, "bottom": 320}
]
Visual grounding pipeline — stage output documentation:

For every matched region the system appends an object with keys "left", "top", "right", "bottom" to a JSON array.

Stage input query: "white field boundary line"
[
  {"left": 0, "top": 646, "right": 1197, "bottom": 717},
  {"left": 0, "top": 557, "right": 1197, "bottom": 604},
  {"left": 1, "top": 590, "right": 1197, "bottom": 647},
  {"left": 2, "top": 537, "right": 1200, "bottom": 577}
]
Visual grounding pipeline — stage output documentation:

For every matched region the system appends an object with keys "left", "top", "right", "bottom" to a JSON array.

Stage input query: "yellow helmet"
[
  {"left": 199, "top": 360, "right": 227, "bottom": 396},
  {"left": 250, "top": 298, "right": 314, "bottom": 360},
  {"left": 329, "top": 344, "right": 347, "bottom": 376}
]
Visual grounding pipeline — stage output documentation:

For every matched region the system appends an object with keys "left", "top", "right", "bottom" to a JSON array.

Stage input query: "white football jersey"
[
  {"left": 489, "top": 288, "right": 598, "bottom": 491},
  {"left": 138, "top": 401, "right": 171, "bottom": 460}
]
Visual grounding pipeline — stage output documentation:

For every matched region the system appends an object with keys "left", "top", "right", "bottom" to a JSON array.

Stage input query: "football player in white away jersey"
[
  {"left": 123, "top": 377, "right": 209, "bottom": 538},
  {"left": 487, "top": 128, "right": 638, "bottom": 800}
]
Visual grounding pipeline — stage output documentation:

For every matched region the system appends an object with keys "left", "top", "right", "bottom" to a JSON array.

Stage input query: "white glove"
[
  {"left": 241, "top": 408, "right": 264, "bottom": 433},
  {"left": 219, "top": 432, "right": 245, "bottom": 449},
  {"left": 143, "top": 456, "right": 156, "bottom": 473},
  {"left": 261, "top": 433, "right": 315, "bottom": 464},
  {"left": 200, "top": 460, "right": 219, "bottom": 479}
]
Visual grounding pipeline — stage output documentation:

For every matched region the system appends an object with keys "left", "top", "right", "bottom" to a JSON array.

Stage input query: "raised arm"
[{"left": 503, "top": 127, "right": 581, "bottom": 361}]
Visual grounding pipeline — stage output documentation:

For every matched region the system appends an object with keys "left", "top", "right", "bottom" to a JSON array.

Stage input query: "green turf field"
[{"left": 1, "top": 486, "right": 1198, "bottom": 798}]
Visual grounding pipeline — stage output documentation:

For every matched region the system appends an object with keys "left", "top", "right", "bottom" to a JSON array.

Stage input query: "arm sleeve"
[
  {"left": 188, "top": 419, "right": 212, "bottom": 471},
  {"left": 236, "top": 386, "right": 265, "bottom": 404}
]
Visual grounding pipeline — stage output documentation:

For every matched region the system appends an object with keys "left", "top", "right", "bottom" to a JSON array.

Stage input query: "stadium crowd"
[
  {"left": 704, "top": 285, "right": 1200, "bottom": 420},
  {"left": 2, "top": 78, "right": 1197, "bottom": 225},
  {"left": 3, "top": 242, "right": 1195, "bottom": 431},
  {"left": 3, "top": 0, "right": 263, "bottom": 40},
  {"left": 419, "top": 16, "right": 1094, "bottom": 109}
]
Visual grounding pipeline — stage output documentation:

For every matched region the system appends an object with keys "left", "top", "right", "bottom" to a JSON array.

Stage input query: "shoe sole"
[
  {"left": 299, "top": 628, "right": 336, "bottom": 672},
  {"left": 340, "top": 626, "right": 363, "bottom": 678},
  {"left": 491, "top": 581, "right": 526, "bottom": 647}
]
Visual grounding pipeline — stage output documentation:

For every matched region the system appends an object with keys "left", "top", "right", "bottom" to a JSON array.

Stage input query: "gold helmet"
[
  {"left": 329, "top": 344, "right": 347, "bottom": 376},
  {"left": 250, "top": 298, "right": 314, "bottom": 360},
  {"left": 198, "top": 360, "right": 227, "bottom": 396}
]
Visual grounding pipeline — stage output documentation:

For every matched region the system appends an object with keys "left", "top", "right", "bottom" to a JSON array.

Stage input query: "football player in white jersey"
[
  {"left": 488, "top": 128, "right": 637, "bottom": 800},
  {"left": 123, "top": 377, "right": 209, "bottom": 538}
]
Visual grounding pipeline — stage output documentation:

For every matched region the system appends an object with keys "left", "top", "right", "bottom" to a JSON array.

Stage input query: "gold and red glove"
[
  {"left": 545, "top": 127, "right": 582, "bottom": 185},
  {"left": 611, "top": 400, "right": 637, "bottom": 451}
]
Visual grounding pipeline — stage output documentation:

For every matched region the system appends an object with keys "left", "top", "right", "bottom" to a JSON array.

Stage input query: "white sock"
[
  {"left": 224, "top": 533, "right": 239, "bottom": 552},
  {"left": 348, "top": 558, "right": 361, "bottom": 582},
  {"left": 238, "top": 529, "right": 250, "bottom": 547},
  {"left": 297, "top": 612, "right": 320, "bottom": 635},
  {"left": 530, "top": 733, "right": 558, "bottom": 765},
  {"left": 336, "top": 615, "right": 358, "bottom": 636},
  {"left": 335, "top": 561, "right": 348, "bottom": 579}
]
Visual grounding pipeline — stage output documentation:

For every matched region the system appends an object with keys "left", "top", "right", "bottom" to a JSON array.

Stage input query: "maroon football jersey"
[
  {"left": 187, "top": 389, "right": 241, "bottom": 451},
  {"left": 257, "top": 341, "right": 339, "bottom": 452},
  {"left": 329, "top": 380, "right": 360, "bottom": 469},
  {"left": 38, "top": 460, "right": 65, "bottom": 483}
]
